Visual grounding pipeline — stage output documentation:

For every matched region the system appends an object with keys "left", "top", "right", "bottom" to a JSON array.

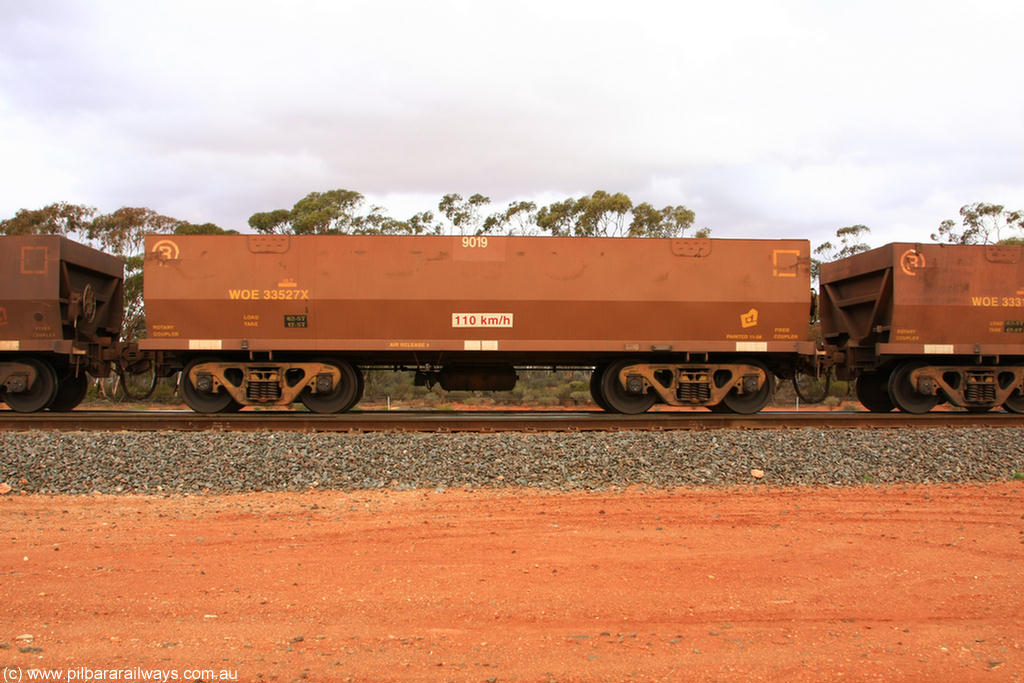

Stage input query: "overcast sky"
[{"left": 2, "top": 0, "right": 1022, "bottom": 247}]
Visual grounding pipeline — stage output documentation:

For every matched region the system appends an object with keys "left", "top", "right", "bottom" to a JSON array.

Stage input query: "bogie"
[
  {"left": 177, "top": 357, "right": 364, "bottom": 413},
  {"left": 867, "top": 363, "right": 1024, "bottom": 414},
  {"left": 591, "top": 359, "right": 776, "bottom": 414}
]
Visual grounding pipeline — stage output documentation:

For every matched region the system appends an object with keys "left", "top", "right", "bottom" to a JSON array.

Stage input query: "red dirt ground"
[{"left": 2, "top": 483, "right": 1023, "bottom": 682}]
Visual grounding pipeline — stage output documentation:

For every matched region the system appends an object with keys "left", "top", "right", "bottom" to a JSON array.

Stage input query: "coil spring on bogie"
[
  {"left": 247, "top": 380, "right": 281, "bottom": 401},
  {"left": 676, "top": 378, "right": 711, "bottom": 403},
  {"left": 965, "top": 373, "right": 996, "bottom": 404}
]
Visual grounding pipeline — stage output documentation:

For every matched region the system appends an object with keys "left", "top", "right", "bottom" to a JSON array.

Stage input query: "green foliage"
[
  {"left": 249, "top": 190, "right": 340, "bottom": 234},
  {"left": 536, "top": 191, "right": 633, "bottom": 237},
  {"left": 932, "top": 202, "right": 1024, "bottom": 245},
  {"left": 252, "top": 188, "right": 700, "bottom": 239},
  {"left": 249, "top": 189, "right": 438, "bottom": 236},
  {"left": 402, "top": 211, "right": 438, "bottom": 235},
  {"left": 536, "top": 191, "right": 700, "bottom": 238},
  {"left": 174, "top": 221, "right": 239, "bottom": 235},
  {"left": 628, "top": 202, "right": 698, "bottom": 238},
  {"left": 247, "top": 208, "right": 291, "bottom": 233},
  {"left": 812, "top": 224, "right": 872, "bottom": 282},
  {"left": 86, "top": 206, "right": 178, "bottom": 254},
  {"left": 0, "top": 202, "right": 95, "bottom": 236},
  {"left": 438, "top": 193, "right": 491, "bottom": 235},
  {"left": 482, "top": 200, "right": 539, "bottom": 236}
]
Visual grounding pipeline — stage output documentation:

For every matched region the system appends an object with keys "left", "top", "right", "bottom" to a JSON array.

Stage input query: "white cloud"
[{"left": 1, "top": 0, "right": 1022, "bottom": 246}]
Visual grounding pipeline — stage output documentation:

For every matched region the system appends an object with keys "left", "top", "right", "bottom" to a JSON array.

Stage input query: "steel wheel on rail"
[
  {"left": 598, "top": 359, "right": 657, "bottom": 415},
  {"left": 854, "top": 372, "right": 894, "bottom": 413},
  {"left": 721, "top": 359, "right": 775, "bottom": 415},
  {"left": 3, "top": 357, "right": 58, "bottom": 412},
  {"left": 888, "top": 362, "right": 939, "bottom": 414},
  {"left": 300, "top": 360, "right": 362, "bottom": 414},
  {"left": 792, "top": 369, "right": 829, "bottom": 404},
  {"left": 589, "top": 366, "right": 613, "bottom": 411},
  {"left": 48, "top": 370, "right": 90, "bottom": 412},
  {"left": 1003, "top": 388, "right": 1024, "bottom": 414},
  {"left": 180, "top": 357, "right": 238, "bottom": 414}
]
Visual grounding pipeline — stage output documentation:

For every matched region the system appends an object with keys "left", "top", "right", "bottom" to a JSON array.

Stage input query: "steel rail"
[{"left": 0, "top": 410, "right": 1021, "bottom": 432}]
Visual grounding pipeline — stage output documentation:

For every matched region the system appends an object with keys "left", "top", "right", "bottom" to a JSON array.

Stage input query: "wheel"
[
  {"left": 888, "top": 362, "right": 939, "bottom": 414},
  {"left": 300, "top": 360, "right": 362, "bottom": 413},
  {"left": 352, "top": 369, "right": 365, "bottom": 407},
  {"left": 855, "top": 372, "right": 894, "bottom": 413},
  {"left": 589, "top": 367, "right": 612, "bottom": 411},
  {"left": 1004, "top": 389, "right": 1024, "bottom": 414},
  {"left": 218, "top": 399, "right": 244, "bottom": 413},
  {"left": 598, "top": 360, "right": 657, "bottom": 414},
  {"left": 48, "top": 371, "right": 90, "bottom": 411},
  {"left": 792, "top": 369, "right": 829, "bottom": 403},
  {"left": 3, "top": 358, "right": 58, "bottom": 412},
  {"left": 706, "top": 401, "right": 733, "bottom": 413},
  {"left": 721, "top": 360, "right": 775, "bottom": 414},
  {"left": 180, "top": 358, "right": 237, "bottom": 414}
]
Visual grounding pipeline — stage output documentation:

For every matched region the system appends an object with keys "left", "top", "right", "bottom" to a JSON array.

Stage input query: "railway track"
[{"left": 0, "top": 409, "right": 1020, "bottom": 432}]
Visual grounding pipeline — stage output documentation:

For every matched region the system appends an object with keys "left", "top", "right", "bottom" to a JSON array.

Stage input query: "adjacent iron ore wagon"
[
  {"left": 0, "top": 235, "right": 124, "bottom": 411},
  {"left": 820, "top": 242, "right": 1024, "bottom": 413},
  {"left": 141, "top": 234, "right": 815, "bottom": 414}
]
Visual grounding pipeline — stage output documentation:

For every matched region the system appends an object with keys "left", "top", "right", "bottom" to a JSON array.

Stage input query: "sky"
[{"left": 1, "top": 0, "right": 1022, "bottom": 248}]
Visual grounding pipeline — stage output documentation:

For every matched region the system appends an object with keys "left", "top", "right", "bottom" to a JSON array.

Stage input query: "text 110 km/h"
[{"left": 451, "top": 313, "right": 514, "bottom": 328}]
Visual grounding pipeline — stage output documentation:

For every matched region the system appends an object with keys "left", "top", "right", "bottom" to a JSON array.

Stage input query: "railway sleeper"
[
  {"left": 613, "top": 361, "right": 772, "bottom": 411},
  {"left": 185, "top": 361, "right": 343, "bottom": 407},
  {"left": 900, "top": 364, "right": 1024, "bottom": 410}
]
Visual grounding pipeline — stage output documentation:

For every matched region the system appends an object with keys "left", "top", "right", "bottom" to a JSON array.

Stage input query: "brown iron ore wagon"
[
  {"left": 0, "top": 235, "right": 124, "bottom": 411},
  {"left": 141, "top": 234, "right": 816, "bottom": 414},
  {"left": 820, "top": 242, "right": 1024, "bottom": 413}
]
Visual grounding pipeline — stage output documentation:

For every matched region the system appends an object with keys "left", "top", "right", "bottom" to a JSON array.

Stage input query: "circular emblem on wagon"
[
  {"left": 900, "top": 248, "right": 926, "bottom": 276},
  {"left": 151, "top": 239, "right": 181, "bottom": 262}
]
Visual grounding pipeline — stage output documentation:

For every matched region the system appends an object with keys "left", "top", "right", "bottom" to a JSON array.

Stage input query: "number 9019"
[{"left": 461, "top": 236, "right": 488, "bottom": 248}]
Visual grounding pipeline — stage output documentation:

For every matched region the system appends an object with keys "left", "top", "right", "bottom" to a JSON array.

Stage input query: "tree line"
[{"left": 247, "top": 189, "right": 706, "bottom": 239}]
